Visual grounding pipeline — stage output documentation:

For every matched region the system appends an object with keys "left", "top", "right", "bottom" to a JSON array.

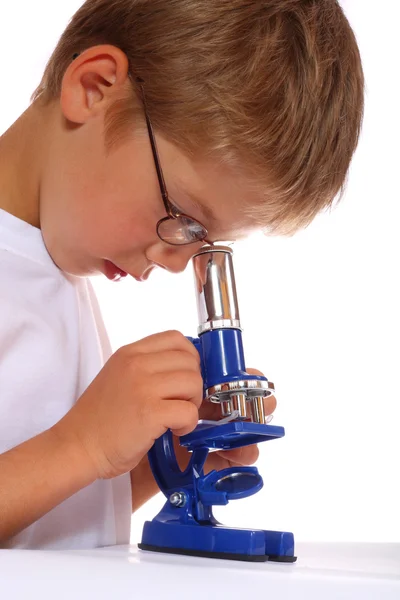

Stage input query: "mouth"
[
  {"left": 103, "top": 260, "right": 128, "bottom": 282},
  {"left": 103, "top": 261, "right": 156, "bottom": 282}
]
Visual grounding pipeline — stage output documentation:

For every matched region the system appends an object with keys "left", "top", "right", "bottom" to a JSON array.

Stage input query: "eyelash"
[
  {"left": 169, "top": 191, "right": 203, "bottom": 223},
  {"left": 169, "top": 199, "right": 183, "bottom": 216}
]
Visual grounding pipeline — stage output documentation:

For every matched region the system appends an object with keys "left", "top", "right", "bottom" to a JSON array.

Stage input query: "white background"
[{"left": 1, "top": 1, "right": 399, "bottom": 545}]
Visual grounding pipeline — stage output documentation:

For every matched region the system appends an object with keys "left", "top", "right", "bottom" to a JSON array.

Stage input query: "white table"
[{"left": 1, "top": 543, "right": 399, "bottom": 599}]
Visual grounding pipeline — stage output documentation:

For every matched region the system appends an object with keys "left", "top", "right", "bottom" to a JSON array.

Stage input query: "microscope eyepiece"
[{"left": 192, "top": 245, "right": 241, "bottom": 335}]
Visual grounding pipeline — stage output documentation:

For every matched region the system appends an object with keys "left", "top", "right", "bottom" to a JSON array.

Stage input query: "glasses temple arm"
[{"left": 138, "top": 82, "right": 172, "bottom": 216}]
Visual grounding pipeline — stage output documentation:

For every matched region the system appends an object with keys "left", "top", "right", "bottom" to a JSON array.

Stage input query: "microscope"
[{"left": 139, "top": 245, "right": 296, "bottom": 563}]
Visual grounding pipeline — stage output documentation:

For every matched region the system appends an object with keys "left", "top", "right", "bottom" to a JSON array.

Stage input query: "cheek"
[
  {"left": 84, "top": 166, "right": 160, "bottom": 253},
  {"left": 40, "top": 140, "right": 161, "bottom": 267},
  {"left": 77, "top": 190, "right": 156, "bottom": 257}
]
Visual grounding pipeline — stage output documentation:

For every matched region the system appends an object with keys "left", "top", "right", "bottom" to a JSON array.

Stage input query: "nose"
[{"left": 146, "top": 241, "right": 205, "bottom": 274}]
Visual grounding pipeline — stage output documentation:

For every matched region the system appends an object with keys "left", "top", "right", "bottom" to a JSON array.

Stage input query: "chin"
[{"left": 55, "top": 259, "right": 99, "bottom": 278}]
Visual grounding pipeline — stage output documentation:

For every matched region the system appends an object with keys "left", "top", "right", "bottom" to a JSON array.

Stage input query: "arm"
[
  {"left": 130, "top": 455, "right": 159, "bottom": 512},
  {"left": 129, "top": 436, "right": 192, "bottom": 512},
  {"left": 0, "top": 427, "right": 96, "bottom": 543},
  {"left": 0, "top": 332, "right": 204, "bottom": 540}
]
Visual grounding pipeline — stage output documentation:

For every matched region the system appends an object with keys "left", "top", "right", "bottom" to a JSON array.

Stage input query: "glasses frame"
[{"left": 137, "top": 79, "right": 210, "bottom": 246}]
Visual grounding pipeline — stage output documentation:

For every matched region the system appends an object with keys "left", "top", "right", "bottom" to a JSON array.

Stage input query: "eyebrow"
[{"left": 176, "top": 186, "right": 219, "bottom": 226}]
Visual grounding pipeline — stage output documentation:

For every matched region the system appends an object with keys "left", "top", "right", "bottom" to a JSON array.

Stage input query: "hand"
[
  {"left": 173, "top": 368, "right": 277, "bottom": 474},
  {"left": 52, "top": 331, "right": 203, "bottom": 480}
]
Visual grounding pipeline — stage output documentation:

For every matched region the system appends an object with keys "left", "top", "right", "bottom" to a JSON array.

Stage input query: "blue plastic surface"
[
  {"left": 180, "top": 420, "right": 285, "bottom": 451},
  {"left": 189, "top": 330, "right": 273, "bottom": 391},
  {"left": 141, "top": 517, "right": 296, "bottom": 560}
]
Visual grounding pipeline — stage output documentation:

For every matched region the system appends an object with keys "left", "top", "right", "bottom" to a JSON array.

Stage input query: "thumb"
[{"left": 246, "top": 367, "right": 265, "bottom": 377}]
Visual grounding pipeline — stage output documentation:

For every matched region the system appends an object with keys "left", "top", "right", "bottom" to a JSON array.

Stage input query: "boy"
[{"left": 0, "top": 0, "right": 363, "bottom": 549}]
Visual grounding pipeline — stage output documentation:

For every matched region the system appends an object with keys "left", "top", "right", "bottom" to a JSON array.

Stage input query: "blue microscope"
[{"left": 139, "top": 246, "right": 296, "bottom": 563}]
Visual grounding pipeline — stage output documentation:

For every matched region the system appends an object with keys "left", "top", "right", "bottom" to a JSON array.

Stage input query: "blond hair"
[{"left": 32, "top": 0, "right": 364, "bottom": 234}]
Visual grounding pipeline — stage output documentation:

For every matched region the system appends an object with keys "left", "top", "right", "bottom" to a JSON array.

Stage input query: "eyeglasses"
[{"left": 137, "top": 79, "right": 210, "bottom": 246}]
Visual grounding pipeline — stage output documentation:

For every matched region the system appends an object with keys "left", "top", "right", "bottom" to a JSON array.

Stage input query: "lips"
[{"left": 104, "top": 260, "right": 128, "bottom": 281}]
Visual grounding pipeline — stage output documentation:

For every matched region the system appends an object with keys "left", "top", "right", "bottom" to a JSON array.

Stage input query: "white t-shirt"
[{"left": 0, "top": 209, "right": 132, "bottom": 549}]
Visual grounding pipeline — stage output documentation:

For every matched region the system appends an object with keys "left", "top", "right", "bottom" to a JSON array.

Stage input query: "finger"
[
  {"left": 215, "top": 444, "right": 259, "bottom": 466},
  {"left": 246, "top": 367, "right": 265, "bottom": 377},
  {"left": 135, "top": 350, "right": 201, "bottom": 376},
  {"left": 264, "top": 394, "right": 277, "bottom": 415},
  {"left": 155, "top": 371, "right": 203, "bottom": 409},
  {"left": 158, "top": 400, "right": 199, "bottom": 437},
  {"left": 129, "top": 330, "right": 200, "bottom": 362},
  {"left": 199, "top": 400, "right": 221, "bottom": 421}
]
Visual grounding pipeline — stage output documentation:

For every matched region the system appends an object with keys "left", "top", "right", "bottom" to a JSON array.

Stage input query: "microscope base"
[
  {"left": 138, "top": 543, "right": 269, "bottom": 562},
  {"left": 139, "top": 519, "right": 297, "bottom": 563},
  {"left": 139, "top": 543, "right": 296, "bottom": 563}
]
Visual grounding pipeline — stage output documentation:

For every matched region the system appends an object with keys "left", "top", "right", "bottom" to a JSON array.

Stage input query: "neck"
[{"left": 0, "top": 101, "right": 50, "bottom": 228}]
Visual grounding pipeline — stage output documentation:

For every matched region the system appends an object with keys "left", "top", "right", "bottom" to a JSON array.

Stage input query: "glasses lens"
[{"left": 157, "top": 215, "right": 208, "bottom": 245}]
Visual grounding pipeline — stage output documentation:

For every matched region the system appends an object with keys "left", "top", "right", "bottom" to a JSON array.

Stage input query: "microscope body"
[{"left": 139, "top": 246, "right": 296, "bottom": 562}]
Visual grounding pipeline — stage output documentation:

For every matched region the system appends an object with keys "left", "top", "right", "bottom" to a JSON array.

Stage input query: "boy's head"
[{"left": 10, "top": 0, "right": 363, "bottom": 279}]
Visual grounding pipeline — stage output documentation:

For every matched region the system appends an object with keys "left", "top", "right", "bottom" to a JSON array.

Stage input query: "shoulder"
[
  {"left": 0, "top": 249, "right": 82, "bottom": 446},
  {"left": 0, "top": 248, "right": 81, "bottom": 360}
]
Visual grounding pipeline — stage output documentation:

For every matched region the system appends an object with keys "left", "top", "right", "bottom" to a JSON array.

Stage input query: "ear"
[{"left": 60, "top": 45, "right": 130, "bottom": 124}]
